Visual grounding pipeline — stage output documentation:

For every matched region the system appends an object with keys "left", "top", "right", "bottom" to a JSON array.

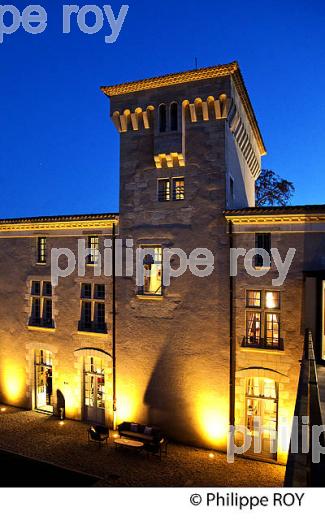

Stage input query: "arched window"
[
  {"left": 159, "top": 104, "right": 167, "bottom": 132},
  {"left": 170, "top": 102, "right": 178, "bottom": 131}
]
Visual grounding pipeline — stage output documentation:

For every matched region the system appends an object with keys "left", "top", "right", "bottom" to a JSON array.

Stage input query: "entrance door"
[
  {"left": 35, "top": 349, "right": 53, "bottom": 413},
  {"left": 84, "top": 356, "right": 105, "bottom": 425},
  {"left": 246, "top": 377, "right": 278, "bottom": 459}
]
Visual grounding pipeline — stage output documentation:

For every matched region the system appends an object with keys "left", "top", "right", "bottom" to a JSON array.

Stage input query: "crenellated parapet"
[
  {"left": 112, "top": 106, "right": 155, "bottom": 132},
  {"left": 109, "top": 93, "right": 260, "bottom": 177},
  {"left": 182, "top": 94, "right": 232, "bottom": 122}
]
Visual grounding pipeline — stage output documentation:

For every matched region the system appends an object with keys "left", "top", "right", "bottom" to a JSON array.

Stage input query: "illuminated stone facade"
[{"left": 0, "top": 63, "right": 324, "bottom": 464}]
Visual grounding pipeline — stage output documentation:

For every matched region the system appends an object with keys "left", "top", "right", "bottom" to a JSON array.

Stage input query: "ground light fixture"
[
  {"left": 208, "top": 452, "right": 215, "bottom": 459},
  {"left": 0, "top": 407, "right": 6, "bottom": 412}
]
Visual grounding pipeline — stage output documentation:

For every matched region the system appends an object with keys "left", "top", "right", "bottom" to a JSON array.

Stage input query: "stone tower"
[{"left": 101, "top": 62, "right": 265, "bottom": 449}]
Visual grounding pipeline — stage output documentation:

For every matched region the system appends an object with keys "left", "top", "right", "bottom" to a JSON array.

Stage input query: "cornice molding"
[
  {"left": 0, "top": 218, "right": 118, "bottom": 233},
  {"left": 225, "top": 213, "right": 325, "bottom": 225},
  {"left": 101, "top": 62, "right": 238, "bottom": 96}
]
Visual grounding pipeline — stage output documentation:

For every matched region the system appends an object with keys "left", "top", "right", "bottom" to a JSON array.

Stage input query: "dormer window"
[
  {"left": 159, "top": 104, "right": 167, "bottom": 133},
  {"left": 170, "top": 102, "right": 178, "bottom": 131}
]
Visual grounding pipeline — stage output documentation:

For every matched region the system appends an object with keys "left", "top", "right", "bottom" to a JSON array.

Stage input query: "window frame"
[
  {"left": 79, "top": 283, "right": 107, "bottom": 334},
  {"left": 87, "top": 236, "right": 99, "bottom": 266},
  {"left": 137, "top": 245, "right": 163, "bottom": 297},
  {"left": 246, "top": 290, "right": 262, "bottom": 308},
  {"left": 29, "top": 280, "right": 54, "bottom": 329},
  {"left": 36, "top": 237, "right": 47, "bottom": 265},
  {"left": 172, "top": 177, "right": 185, "bottom": 201},
  {"left": 244, "top": 289, "right": 282, "bottom": 350},
  {"left": 157, "top": 178, "right": 171, "bottom": 202},
  {"left": 170, "top": 101, "right": 178, "bottom": 132},
  {"left": 158, "top": 104, "right": 167, "bottom": 133},
  {"left": 254, "top": 233, "right": 271, "bottom": 268},
  {"left": 157, "top": 177, "right": 185, "bottom": 202}
]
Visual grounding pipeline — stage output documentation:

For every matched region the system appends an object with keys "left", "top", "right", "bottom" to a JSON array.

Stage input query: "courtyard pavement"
[{"left": 0, "top": 405, "right": 285, "bottom": 487}]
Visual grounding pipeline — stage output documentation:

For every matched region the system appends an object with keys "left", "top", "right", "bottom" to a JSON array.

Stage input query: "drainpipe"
[
  {"left": 229, "top": 220, "right": 236, "bottom": 429},
  {"left": 112, "top": 222, "right": 117, "bottom": 430}
]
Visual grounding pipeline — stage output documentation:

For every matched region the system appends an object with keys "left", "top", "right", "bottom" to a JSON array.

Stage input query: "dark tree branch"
[{"left": 256, "top": 169, "right": 295, "bottom": 207}]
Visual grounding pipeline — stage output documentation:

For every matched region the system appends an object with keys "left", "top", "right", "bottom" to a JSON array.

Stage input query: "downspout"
[
  {"left": 229, "top": 220, "right": 235, "bottom": 429},
  {"left": 112, "top": 222, "right": 117, "bottom": 430}
]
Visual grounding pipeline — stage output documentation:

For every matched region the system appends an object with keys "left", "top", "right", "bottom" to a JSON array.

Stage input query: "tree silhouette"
[{"left": 256, "top": 169, "right": 295, "bottom": 206}]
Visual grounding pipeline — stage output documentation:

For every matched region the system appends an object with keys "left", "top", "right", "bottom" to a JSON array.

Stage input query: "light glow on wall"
[
  {"left": 195, "top": 392, "right": 228, "bottom": 448},
  {"left": 2, "top": 361, "right": 25, "bottom": 404},
  {"left": 117, "top": 393, "right": 139, "bottom": 422}
]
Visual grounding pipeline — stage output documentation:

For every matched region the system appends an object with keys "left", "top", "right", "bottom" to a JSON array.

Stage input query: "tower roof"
[{"left": 101, "top": 61, "right": 266, "bottom": 155}]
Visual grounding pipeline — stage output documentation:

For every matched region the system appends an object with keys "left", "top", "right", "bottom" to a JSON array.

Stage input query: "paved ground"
[{"left": 0, "top": 405, "right": 285, "bottom": 487}]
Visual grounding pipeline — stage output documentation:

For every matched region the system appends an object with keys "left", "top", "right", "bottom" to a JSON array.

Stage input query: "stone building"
[{"left": 0, "top": 62, "right": 324, "bottom": 464}]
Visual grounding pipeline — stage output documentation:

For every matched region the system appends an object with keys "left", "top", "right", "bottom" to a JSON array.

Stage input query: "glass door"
[
  {"left": 84, "top": 356, "right": 105, "bottom": 425},
  {"left": 246, "top": 377, "right": 278, "bottom": 459},
  {"left": 35, "top": 349, "right": 53, "bottom": 413}
]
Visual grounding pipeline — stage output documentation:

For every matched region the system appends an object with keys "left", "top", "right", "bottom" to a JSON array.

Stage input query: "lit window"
[
  {"left": 34, "top": 349, "right": 53, "bottom": 413},
  {"left": 245, "top": 289, "right": 281, "bottom": 349},
  {"left": 265, "top": 313, "right": 280, "bottom": 347},
  {"left": 79, "top": 283, "right": 107, "bottom": 333},
  {"left": 138, "top": 246, "right": 162, "bottom": 296},
  {"left": 158, "top": 179, "right": 171, "bottom": 201},
  {"left": 246, "top": 377, "right": 277, "bottom": 399},
  {"left": 265, "top": 291, "right": 280, "bottom": 309},
  {"left": 29, "top": 281, "right": 54, "bottom": 329},
  {"left": 37, "top": 237, "right": 46, "bottom": 264},
  {"left": 170, "top": 102, "right": 178, "bottom": 131},
  {"left": 87, "top": 236, "right": 99, "bottom": 265},
  {"left": 84, "top": 356, "right": 105, "bottom": 409},
  {"left": 173, "top": 178, "right": 185, "bottom": 200},
  {"left": 246, "top": 290, "right": 261, "bottom": 308},
  {"left": 246, "top": 312, "right": 261, "bottom": 345},
  {"left": 159, "top": 104, "right": 167, "bottom": 133},
  {"left": 255, "top": 233, "right": 271, "bottom": 267}
]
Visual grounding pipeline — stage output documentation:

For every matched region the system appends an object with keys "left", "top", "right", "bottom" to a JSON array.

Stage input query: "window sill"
[
  {"left": 28, "top": 325, "right": 56, "bottom": 333},
  {"left": 136, "top": 294, "right": 164, "bottom": 301},
  {"left": 76, "top": 330, "right": 108, "bottom": 338},
  {"left": 240, "top": 347, "right": 284, "bottom": 354}
]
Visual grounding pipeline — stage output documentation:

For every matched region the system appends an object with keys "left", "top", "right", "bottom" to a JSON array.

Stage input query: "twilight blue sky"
[{"left": 0, "top": 0, "right": 324, "bottom": 218}]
